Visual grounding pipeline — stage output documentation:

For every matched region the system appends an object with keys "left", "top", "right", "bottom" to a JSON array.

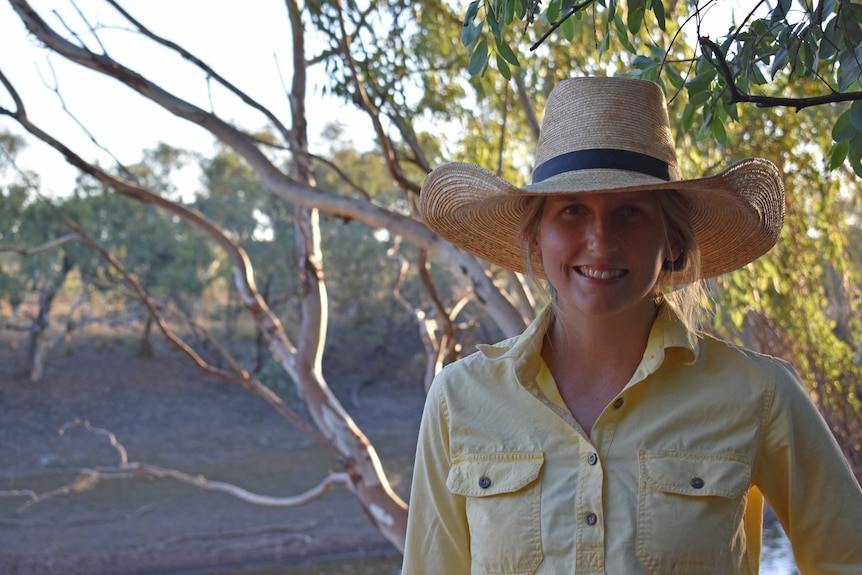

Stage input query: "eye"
[
  {"left": 619, "top": 205, "right": 644, "bottom": 217},
  {"left": 562, "top": 203, "right": 587, "bottom": 215}
]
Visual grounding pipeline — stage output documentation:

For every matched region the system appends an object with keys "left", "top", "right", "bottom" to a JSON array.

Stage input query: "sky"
[
  {"left": 0, "top": 0, "right": 368, "bottom": 199},
  {"left": 0, "top": 1, "right": 753, "bottom": 201}
]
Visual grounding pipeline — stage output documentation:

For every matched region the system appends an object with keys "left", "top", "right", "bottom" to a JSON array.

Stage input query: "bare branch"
[
  {"left": 0, "top": 233, "right": 80, "bottom": 255},
  {"left": 11, "top": 419, "right": 350, "bottom": 514},
  {"left": 333, "top": 0, "right": 422, "bottom": 196},
  {"left": 59, "top": 418, "right": 128, "bottom": 464},
  {"left": 103, "top": 0, "right": 295, "bottom": 146}
]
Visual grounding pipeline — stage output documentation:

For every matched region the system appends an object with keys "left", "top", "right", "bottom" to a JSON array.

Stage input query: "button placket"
[{"left": 576, "top": 436, "right": 606, "bottom": 571}]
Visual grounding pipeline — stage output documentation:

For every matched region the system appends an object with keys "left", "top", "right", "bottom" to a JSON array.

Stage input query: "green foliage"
[
  {"left": 697, "top": 99, "right": 862, "bottom": 467},
  {"left": 463, "top": 0, "right": 862, "bottom": 174}
]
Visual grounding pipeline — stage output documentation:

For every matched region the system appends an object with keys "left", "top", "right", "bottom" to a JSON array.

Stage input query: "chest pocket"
[
  {"left": 447, "top": 451, "right": 544, "bottom": 575},
  {"left": 636, "top": 450, "right": 752, "bottom": 575}
]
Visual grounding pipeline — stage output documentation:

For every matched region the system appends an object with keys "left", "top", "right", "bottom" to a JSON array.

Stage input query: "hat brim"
[{"left": 419, "top": 158, "right": 785, "bottom": 285}]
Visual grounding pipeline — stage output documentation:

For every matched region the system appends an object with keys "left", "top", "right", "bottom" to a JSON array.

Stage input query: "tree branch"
[
  {"left": 0, "top": 233, "right": 80, "bottom": 255},
  {"left": 530, "top": 0, "right": 595, "bottom": 52},
  {"left": 700, "top": 36, "right": 862, "bottom": 110}
]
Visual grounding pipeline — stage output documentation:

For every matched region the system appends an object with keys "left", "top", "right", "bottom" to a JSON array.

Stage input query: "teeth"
[{"left": 579, "top": 267, "right": 624, "bottom": 279}]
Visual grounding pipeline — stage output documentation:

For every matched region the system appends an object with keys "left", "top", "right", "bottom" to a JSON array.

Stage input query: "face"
[{"left": 533, "top": 191, "right": 679, "bottom": 322}]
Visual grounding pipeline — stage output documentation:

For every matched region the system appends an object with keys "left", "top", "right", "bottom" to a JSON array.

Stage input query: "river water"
[{"left": 214, "top": 521, "right": 798, "bottom": 574}]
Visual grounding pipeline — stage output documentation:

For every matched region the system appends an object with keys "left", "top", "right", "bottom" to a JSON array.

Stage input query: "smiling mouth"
[{"left": 577, "top": 266, "right": 626, "bottom": 280}]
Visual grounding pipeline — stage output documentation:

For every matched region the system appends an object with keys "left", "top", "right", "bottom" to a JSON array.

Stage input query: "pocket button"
[
  {"left": 690, "top": 477, "right": 705, "bottom": 489},
  {"left": 478, "top": 476, "right": 492, "bottom": 489}
]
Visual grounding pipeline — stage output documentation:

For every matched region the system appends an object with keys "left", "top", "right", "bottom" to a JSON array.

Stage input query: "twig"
[{"left": 530, "top": 0, "right": 595, "bottom": 52}]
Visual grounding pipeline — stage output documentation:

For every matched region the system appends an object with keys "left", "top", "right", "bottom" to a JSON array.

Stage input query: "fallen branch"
[{"left": 9, "top": 419, "right": 351, "bottom": 514}]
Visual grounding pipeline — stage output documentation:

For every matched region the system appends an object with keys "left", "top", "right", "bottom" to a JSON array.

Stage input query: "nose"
[{"left": 585, "top": 212, "right": 615, "bottom": 252}]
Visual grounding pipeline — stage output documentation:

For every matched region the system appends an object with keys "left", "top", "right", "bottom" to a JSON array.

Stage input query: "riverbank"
[{"left": 0, "top": 333, "right": 424, "bottom": 574}]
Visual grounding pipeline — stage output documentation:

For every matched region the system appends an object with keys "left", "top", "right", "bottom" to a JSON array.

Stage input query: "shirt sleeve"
[
  {"left": 401, "top": 378, "right": 471, "bottom": 575},
  {"left": 753, "top": 359, "right": 862, "bottom": 573}
]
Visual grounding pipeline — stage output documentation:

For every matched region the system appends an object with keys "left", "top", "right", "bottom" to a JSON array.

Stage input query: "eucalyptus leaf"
[
  {"left": 682, "top": 102, "right": 696, "bottom": 133},
  {"left": 820, "top": 17, "right": 840, "bottom": 59},
  {"left": 711, "top": 114, "right": 728, "bottom": 147},
  {"left": 723, "top": 99, "right": 739, "bottom": 122},
  {"left": 496, "top": 37, "right": 521, "bottom": 67},
  {"left": 598, "top": 30, "right": 610, "bottom": 57},
  {"left": 505, "top": 0, "right": 516, "bottom": 24},
  {"left": 547, "top": 0, "right": 561, "bottom": 22},
  {"left": 851, "top": 101, "right": 862, "bottom": 130},
  {"left": 849, "top": 147, "right": 862, "bottom": 177},
  {"left": 614, "top": 14, "right": 637, "bottom": 52},
  {"left": 628, "top": 0, "right": 645, "bottom": 34},
  {"left": 651, "top": 0, "right": 665, "bottom": 31},
  {"left": 632, "top": 55, "right": 656, "bottom": 69},
  {"left": 464, "top": 0, "right": 480, "bottom": 26},
  {"left": 827, "top": 141, "right": 849, "bottom": 170},
  {"left": 771, "top": 47, "right": 789, "bottom": 78},
  {"left": 832, "top": 110, "right": 855, "bottom": 142},
  {"left": 462, "top": 20, "right": 483, "bottom": 49},
  {"left": 469, "top": 38, "right": 489, "bottom": 75},
  {"left": 665, "top": 64, "right": 684, "bottom": 89},
  {"left": 496, "top": 53, "right": 512, "bottom": 79},
  {"left": 562, "top": 15, "right": 575, "bottom": 41}
]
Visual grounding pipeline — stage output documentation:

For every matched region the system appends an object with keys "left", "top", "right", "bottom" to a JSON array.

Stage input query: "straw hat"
[{"left": 419, "top": 76, "right": 785, "bottom": 284}]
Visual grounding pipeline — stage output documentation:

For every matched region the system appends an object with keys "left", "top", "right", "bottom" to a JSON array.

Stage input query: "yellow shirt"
[{"left": 402, "top": 306, "right": 862, "bottom": 574}]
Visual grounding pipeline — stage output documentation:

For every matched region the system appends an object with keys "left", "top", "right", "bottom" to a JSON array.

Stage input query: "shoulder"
[
  {"left": 429, "top": 344, "right": 515, "bottom": 403},
  {"left": 696, "top": 333, "right": 799, "bottom": 383}
]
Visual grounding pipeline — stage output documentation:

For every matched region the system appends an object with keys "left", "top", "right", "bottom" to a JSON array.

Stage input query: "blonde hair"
[{"left": 519, "top": 191, "right": 705, "bottom": 332}]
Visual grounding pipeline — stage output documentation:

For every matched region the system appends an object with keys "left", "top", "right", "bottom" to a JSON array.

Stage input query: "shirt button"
[
  {"left": 690, "top": 477, "right": 705, "bottom": 489},
  {"left": 478, "top": 476, "right": 492, "bottom": 489},
  {"left": 587, "top": 452, "right": 598, "bottom": 465},
  {"left": 585, "top": 512, "right": 598, "bottom": 526},
  {"left": 613, "top": 397, "right": 624, "bottom": 409}
]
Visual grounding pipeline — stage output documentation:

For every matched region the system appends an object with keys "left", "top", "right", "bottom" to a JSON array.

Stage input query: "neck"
[
  {"left": 543, "top": 300, "right": 658, "bottom": 392},
  {"left": 540, "top": 300, "right": 660, "bottom": 435}
]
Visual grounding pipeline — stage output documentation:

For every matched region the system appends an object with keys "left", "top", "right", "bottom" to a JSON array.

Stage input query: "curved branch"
[
  {"left": 104, "top": 0, "right": 295, "bottom": 145},
  {"left": 8, "top": 0, "right": 426, "bottom": 240},
  {"left": 7, "top": 0, "right": 529, "bottom": 339}
]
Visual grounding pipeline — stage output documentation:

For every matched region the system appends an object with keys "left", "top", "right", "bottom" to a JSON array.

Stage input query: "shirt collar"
[
  {"left": 476, "top": 302, "right": 698, "bottom": 373},
  {"left": 651, "top": 302, "right": 699, "bottom": 364}
]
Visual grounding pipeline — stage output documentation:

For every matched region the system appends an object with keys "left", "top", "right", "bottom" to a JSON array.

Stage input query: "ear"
[
  {"left": 668, "top": 242, "right": 683, "bottom": 263},
  {"left": 529, "top": 232, "right": 542, "bottom": 258},
  {"left": 664, "top": 241, "right": 684, "bottom": 270}
]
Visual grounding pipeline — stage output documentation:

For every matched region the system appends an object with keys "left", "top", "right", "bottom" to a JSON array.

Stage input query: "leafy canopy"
[{"left": 462, "top": 0, "right": 862, "bottom": 174}]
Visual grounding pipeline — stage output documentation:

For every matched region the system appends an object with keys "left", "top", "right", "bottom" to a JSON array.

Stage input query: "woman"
[{"left": 402, "top": 76, "right": 862, "bottom": 574}]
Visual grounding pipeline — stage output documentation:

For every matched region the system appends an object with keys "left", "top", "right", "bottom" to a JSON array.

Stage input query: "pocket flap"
[
  {"left": 639, "top": 450, "right": 751, "bottom": 498},
  {"left": 447, "top": 452, "right": 544, "bottom": 497}
]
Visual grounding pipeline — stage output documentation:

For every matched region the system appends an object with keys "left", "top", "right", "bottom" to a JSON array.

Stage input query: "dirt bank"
[{"left": 0, "top": 333, "right": 425, "bottom": 575}]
